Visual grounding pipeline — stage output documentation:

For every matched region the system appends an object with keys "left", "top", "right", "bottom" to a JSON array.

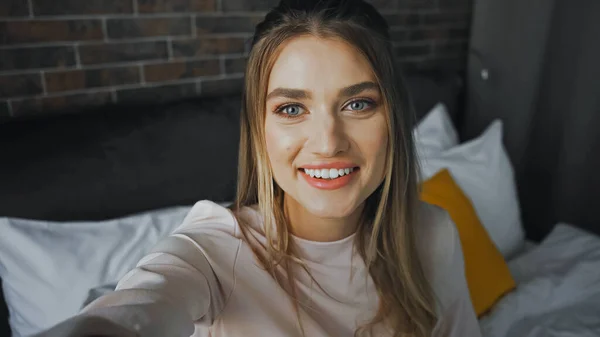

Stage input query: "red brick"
[
  {"left": 32, "top": 0, "right": 133, "bottom": 15},
  {"left": 0, "top": 0, "right": 29, "bottom": 17},
  {"left": 172, "top": 37, "right": 247, "bottom": 58},
  {"left": 0, "top": 46, "right": 76, "bottom": 71},
  {"left": 0, "top": 20, "right": 103, "bottom": 45},
  {"left": 144, "top": 59, "right": 220, "bottom": 82},
  {"left": 45, "top": 66, "right": 140, "bottom": 93},
  {"left": 138, "top": 0, "right": 216, "bottom": 13},
  {"left": 224, "top": 57, "right": 247, "bottom": 74},
  {"left": 79, "top": 41, "right": 168, "bottom": 65},
  {"left": 196, "top": 15, "right": 264, "bottom": 34},
  {"left": 222, "top": 0, "right": 278, "bottom": 11},
  {"left": 0, "top": 74, "right": 43, "bottom": 99},
  {"left": 107, "top": 17, "right": 192, "bottom": 39}
]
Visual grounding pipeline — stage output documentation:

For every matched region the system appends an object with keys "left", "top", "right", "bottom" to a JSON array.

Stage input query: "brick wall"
[{"left": 0, "top": 0, "right": 472, "bottom": 120}]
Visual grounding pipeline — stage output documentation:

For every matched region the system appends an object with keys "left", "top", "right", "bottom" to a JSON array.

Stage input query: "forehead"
[{"left": 267, "top": 35, "right": 376, "bottom": 91}]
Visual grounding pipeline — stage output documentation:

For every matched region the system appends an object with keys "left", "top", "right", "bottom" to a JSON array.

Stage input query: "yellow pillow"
[{"left": 420, "top": 169, "right": 516, "bottom": 316}]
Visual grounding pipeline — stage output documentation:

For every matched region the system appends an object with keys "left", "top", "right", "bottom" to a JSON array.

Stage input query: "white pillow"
[
  {"left": 413, "top": 103, "right": 459, "bottom": 158},
  {"left": 418, "top": 120, "right": 525, "bottom": 259},
  {"left": 0, "top": 206, "right": 192, "bottom": 337}
]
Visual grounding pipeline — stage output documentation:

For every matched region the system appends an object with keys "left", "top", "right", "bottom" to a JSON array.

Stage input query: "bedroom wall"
[{"left": 0, "top": 0, "right": 472, "bottom": 120}]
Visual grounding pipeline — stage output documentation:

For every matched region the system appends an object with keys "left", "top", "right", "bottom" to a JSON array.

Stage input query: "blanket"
[{"left": 480, "top": 224, "right": 600, "bottom": 337}]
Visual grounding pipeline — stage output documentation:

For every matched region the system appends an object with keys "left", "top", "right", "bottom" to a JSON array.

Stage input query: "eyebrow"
[
  {"left": 266, "top": 88, "right": 311, "bottom": 101},
  {"left": 266, "top": 81, "right": 379, "bottom": 101},
  {"left": 338, "top": 81, "right": 379, "bottom": 98}
]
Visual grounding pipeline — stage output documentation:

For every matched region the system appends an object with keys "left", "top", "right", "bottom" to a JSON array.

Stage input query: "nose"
[{"left": 307, "top": 112, "right": 350, "bottom": 158}]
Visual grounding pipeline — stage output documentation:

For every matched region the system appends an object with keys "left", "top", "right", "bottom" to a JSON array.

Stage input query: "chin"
[{"left": 301, "top": 195, "right": 361, "bottom": 219}]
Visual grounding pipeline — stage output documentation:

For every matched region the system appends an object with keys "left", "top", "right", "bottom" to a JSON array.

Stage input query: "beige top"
[{"left": 36, "top": 201, "right": 481, "bottom": 337}]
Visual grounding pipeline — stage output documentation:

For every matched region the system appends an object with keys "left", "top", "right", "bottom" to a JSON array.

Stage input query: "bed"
[
  {"left": 1, "top": 65, "right": 599, "bottom": 337},
  {"left": 1, "top": 2, "right": 600, "bottom": 332}
]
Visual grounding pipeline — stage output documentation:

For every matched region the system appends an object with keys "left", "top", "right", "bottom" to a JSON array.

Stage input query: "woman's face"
[{"left": 264, "top": 36, "right": 389, "bottom": 220}]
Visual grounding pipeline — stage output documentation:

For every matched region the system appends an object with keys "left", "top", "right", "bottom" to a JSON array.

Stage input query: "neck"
[{"left": 283, "top": 195, "right": 363, "bottom": 242}]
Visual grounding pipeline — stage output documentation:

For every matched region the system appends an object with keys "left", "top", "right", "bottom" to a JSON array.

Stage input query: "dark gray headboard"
[
  {"left": 0, "top": 96, "right": 242, "bottom": 222},
  {"left": 462, "top": 0, "right": 600, "bottom": 241}
]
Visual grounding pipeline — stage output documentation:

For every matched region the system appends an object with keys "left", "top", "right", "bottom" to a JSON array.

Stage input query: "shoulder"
[
  {"left": 142, "top": 200, "right": 244, "bottom": 262},
  {"left": 175, "top": 200, "right": 265, "bottom": 240},
  {"left": 414, "top": 202, "right": 465, "bottom": 312},
  {"left": 176, "top": 200, "right": 239, "bottom": 236},
  {"left": 415, "top": 201, "right": 458, "bottom": 268}
]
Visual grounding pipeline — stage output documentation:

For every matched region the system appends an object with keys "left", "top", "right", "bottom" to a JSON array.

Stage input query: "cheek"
[
  {"left": 361, "top": 117, "right": 389, "bottom": 178},
  {"left": 264, "top": 120, "right": 299, "bottom": 168}
]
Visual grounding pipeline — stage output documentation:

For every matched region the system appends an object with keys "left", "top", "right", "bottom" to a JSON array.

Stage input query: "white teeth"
[{"left": 302, "top": 167, "right": 356, "bottom": 179}]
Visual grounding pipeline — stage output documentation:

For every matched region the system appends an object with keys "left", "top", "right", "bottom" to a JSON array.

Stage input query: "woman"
[{"left": 38, "top": 0, "right": 480, "bottom": 336}]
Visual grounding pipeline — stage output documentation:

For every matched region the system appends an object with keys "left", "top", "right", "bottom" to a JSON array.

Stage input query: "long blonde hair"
[{"left": 232, "top": 1, "right": 437, "bottom": 336}]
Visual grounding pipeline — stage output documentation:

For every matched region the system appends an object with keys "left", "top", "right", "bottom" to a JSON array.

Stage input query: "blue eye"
[
  {"left": 278, "top": 104, "right": 305, "bottom": 117},
  {"left": 285, "top": 105, "right": 301, "bottom": 115},
  {"left": 345, "top": 100, "right": 372, "bottom": 111}
]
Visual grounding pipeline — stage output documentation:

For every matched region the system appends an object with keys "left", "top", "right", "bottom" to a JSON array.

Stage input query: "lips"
[{"left": 298, "top": 165, "right": 359, "bottom": 190}]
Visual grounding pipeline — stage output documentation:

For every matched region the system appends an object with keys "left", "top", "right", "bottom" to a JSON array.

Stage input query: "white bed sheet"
[{"left": 479, "top": 223, "right": 600, "bottom": 337}]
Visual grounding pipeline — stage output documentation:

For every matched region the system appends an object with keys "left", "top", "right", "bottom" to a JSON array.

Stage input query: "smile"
[
  {"left": 303, "top": 167, "right": 355, "bottom": 179},
  {"left": 298, "top": 166, "right": 359, "bottom": 190}
]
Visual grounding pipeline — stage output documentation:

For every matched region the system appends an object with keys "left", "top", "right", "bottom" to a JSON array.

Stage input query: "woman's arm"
[
  {"left": 35, "top": 201, "right": 240, "bottom": 337},
  {"left": 32, "top": 250, "right": 202, "bottom": 337}
]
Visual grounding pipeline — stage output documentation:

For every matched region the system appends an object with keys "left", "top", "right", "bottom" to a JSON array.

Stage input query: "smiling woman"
[
  {"left": 264, "top": 36, "right": 388, "bottom": 241},
  {"left": 33, "top": 1, "right": 480, "bottom": 337}
]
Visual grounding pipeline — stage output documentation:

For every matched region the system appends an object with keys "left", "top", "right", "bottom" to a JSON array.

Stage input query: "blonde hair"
[{"left": 232, "top": 1, "right": 437, "bottom": 336}]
